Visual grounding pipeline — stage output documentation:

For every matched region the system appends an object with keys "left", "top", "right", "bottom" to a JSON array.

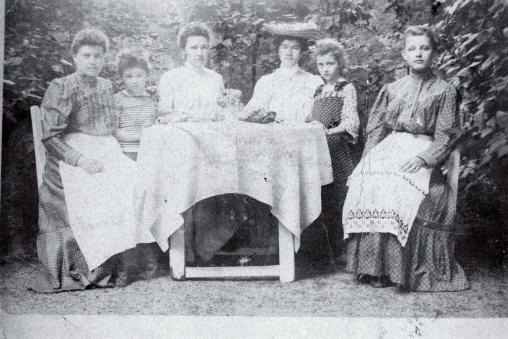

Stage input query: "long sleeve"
[
  {"left": 218, "top": 74, "right": 226, "bottom": 97},
  {"left": 243, "top": 76, "right": 271, "bottom": 114},
  {"left": 41, "top": 79, "right": 82, "bottom": 166},
  {"left": 113, "top": 93, "right": 122, "bottom": 129},
  {"left": 337, "top": 83, "right": 360, "bottom": 143},
  {"left": 363, "top": 85, "right": 390, "bottom": 156},
  {"left": 417, "top": 85, "right": 459, "bottom": 167},
  {"left": 157, "top": 73, "right": 174, "bottom": 114}
]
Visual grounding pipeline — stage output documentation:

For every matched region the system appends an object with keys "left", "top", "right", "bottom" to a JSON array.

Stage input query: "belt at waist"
[{"left": 391, "top": 131, "right": 434, "bottom": 142}]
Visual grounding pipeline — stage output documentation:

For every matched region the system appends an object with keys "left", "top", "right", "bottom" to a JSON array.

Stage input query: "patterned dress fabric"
[
  {"left": 344, "top": 72, "right": 468, "bottom": 291},
  {"left": 243, "top": 67, "right": 324, "bottom": 123},
  {"left": 305, "top": 81, "right": 359, "bottom": 255},
  {"left": 31, "top": 73, "right": 162, "bottom": 293}
]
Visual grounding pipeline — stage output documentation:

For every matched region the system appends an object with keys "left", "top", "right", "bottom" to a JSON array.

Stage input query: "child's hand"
[
  {"left": 142, "top": 121, "right": 153, "bottom": 128},
  {"left": 145, "top": 86, "right": 158, "bottom": 96},
  {"left": 77, "top": 156, "right": 104, "bottom": 174}
]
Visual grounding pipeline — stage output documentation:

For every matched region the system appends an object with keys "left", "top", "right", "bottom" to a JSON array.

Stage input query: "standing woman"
[
  {"left": 306, "top": 39, "right": 359, "bottom": 259},
  {"left": 342, "top": 26, "right": 468, "bottom": 291},
  {"left": 242, "top": 23, "right": 323, "bottom": 123},
  {"left": 157, "top": 22, "right": 235, "bottom": 263},
  {"left": 32, "top": 28, "right": 149, "bottom": 292}
]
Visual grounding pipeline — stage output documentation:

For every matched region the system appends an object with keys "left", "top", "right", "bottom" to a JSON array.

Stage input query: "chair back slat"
[
  {"left": 30, "top": 106, "right": 46, "bottom": 188},
  {"left": 446, "top": 148, "right": 461, "bottom": 216}
]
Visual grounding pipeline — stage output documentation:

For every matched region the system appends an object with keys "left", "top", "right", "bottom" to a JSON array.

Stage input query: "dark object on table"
[
  {"left": 261, "top": 111, "right": 277, "bottom": 123},
  {"left": 244, "top": 109, "right": 277, "bottom": 124}
]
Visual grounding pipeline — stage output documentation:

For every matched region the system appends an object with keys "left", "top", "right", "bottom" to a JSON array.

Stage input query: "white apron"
[
  {"left": 342, "top": 132, "right": 433, "bottom": 246},
  {"left": 59, "top": 133, "right": 155, "bottom": 270}
]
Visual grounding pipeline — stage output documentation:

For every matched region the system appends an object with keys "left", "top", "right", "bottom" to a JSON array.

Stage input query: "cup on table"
[{"left": 221, "top": 89, "right": 243, "bottom": 121}]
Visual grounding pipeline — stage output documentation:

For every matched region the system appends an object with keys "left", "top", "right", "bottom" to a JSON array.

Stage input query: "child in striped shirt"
[{"left": 114, "top": 48, "right": 157, "bottom": 161}]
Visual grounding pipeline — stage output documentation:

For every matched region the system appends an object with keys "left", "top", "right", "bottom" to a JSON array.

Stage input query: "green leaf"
[
  {"left": 498, "top": 145, "right": 508, "bottom": 158},
  {"left": 480, "top": 126, "right": 494, "bottom": 138},
  {"left": 479, "top": 55, "right": 498, "bottom": 72},
  {"left": 5, "top": 57, "right": 24, "bottom": 66},
  {"left": 446, "top": 65, "right": 461, "bottom": 75},
  {"left": 60, "top": 59, "right": 73, "bottom": 67},
  {"left": 456, "top": 68, "right": 471, "bottom": 78},
  {"left": 51, "top": 64, "right": 64, "bottom": 73}
]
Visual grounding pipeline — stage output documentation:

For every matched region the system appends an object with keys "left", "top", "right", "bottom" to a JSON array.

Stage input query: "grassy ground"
[{"left": 1, "top": 245, "right": 506, "bottom": 317}]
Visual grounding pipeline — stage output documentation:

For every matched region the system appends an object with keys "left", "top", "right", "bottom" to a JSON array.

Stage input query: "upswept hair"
[
  {"left": 273, "top": 35, "right": 309, "bottom": 52},
  {"left": 70, "top": 28, "right": 109, "bottom": 56},
  {"left": 314, "top": 38, "right": 346, "bottom": 71},
  {"left": 117, "top": 48, "right": 150, "bottom": 76},
  {"left": 403, "top": 25, "right": 438, "bottom": 50},
  {"left": 177, "top": 21, "right": 213, "bottom": 49}
]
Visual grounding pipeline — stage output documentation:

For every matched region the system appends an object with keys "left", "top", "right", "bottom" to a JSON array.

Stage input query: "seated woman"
[
  {"left": 158, "top": 21, "right": 226, "bottom": 122},
  {"left": 31, "top": 28, "right": 156, "bottom": 292},
  {"left": 306, "top": 38, "right": 359, "bottom": 261},
  {"left": 228, "top": 23, "right": 324, "bottom": 255},
  {"left": 241, "top": 23, "right": 323, "bottom": 123},
  {"left": 157, "top": 22, "right": 237, "bottom": 263},
  {"left": 342, "top": 26, "right": 468, "bottom": 291}
]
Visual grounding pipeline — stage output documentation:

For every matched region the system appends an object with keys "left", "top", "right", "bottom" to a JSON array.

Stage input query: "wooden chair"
[
  {"left": 446, "top": 149, "right": 461, "bottom": 211},
  {"left": 30, "top": 106, "right": 46, "bottom": 188}
]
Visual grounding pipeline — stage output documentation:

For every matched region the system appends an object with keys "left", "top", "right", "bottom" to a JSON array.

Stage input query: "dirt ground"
[{"left": 1, "top": 244, "right": 506, "bottom": 317}]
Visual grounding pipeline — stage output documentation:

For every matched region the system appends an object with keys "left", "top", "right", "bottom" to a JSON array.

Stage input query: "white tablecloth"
[{"left": 134, "top": 121, "right": 333, "bottom": 252}]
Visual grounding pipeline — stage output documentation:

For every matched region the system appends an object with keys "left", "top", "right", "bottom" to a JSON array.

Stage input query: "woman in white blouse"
[
  {"left": 156, "top": 22, "right": 238, "bottom": 263},
  {"left": 242, "top": 32, "right": 323, "bottom": 123},
  {"left": 158, "top": 22, "right": 226, "bottom": 122}
]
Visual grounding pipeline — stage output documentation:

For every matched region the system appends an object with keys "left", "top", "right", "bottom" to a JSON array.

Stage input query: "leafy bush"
[
  {"left": 433, "top": 0, "right": 508, "bottom": 228},
  {"left": 2, "top": 0, "right": 507, "bottom": 258}
]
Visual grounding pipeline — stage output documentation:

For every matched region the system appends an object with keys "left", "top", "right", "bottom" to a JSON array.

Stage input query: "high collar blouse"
[
  {"left": 158, "top": 62, "right": 226, "bottom": 120},
  {"left": 364, "top": 72, "right": 459, "bottom": 167},
  {"left": 244, "top": 67, "right": 324, "bottom": 123},
  {"left": 40, "top": 72, "right": 116, "bottom": 166}
]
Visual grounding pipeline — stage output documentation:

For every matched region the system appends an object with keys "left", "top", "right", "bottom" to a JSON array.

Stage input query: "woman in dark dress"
[
  {"left": 306, "top": 38, "right": 360, "bottom": 259},
  {"left": 32, "top": 28, "right": 159, "bottom": 292},
  {"left": 342, "top": 26, "right": 468, "bottom": 291}
]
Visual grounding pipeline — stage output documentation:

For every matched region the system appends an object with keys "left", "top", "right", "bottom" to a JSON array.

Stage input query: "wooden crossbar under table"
[{"left": 169, "top": 221, "right": 295, "bottom": 283}]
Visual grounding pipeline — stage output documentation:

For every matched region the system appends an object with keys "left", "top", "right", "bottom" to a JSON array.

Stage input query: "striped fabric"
[{"left": 114, "top": 90, "right": 157, "bottom": 153}]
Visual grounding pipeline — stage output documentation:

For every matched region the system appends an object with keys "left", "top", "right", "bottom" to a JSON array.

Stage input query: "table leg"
[
  {"left": 169, "top": 226, "right": 185, "bottom": 280},
  {"left": 278, "top": 222, "right": 295, "bottom": 283}
]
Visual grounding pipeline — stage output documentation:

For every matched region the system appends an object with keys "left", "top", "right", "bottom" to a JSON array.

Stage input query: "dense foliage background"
[{"left": 2, "top": 0, "right": 507, "bottom": 261}]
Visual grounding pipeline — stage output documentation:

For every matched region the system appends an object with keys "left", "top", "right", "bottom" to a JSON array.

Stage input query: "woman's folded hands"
[
  {"left": 400, "top": 156, "right": 426, "bottom": 173},
  {"left": 77, "top": 156, "right": 104, "bottom": 174}
]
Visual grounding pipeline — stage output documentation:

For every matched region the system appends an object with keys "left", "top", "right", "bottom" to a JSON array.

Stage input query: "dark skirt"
[
  {"left": 184, "top": 195, "right": 278, "bottom": 264},
  {"left": 184, "top": 195, "right": 240, "bottom": 262},
  {"left": 30, "top": 155, "right": 164, "bottom": 293},
  {"left": 301, "top": 136, "right": 355, "bottom": 258},
  {"left": 346, "top": 168, "right": 469, "bottom": 291}
]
